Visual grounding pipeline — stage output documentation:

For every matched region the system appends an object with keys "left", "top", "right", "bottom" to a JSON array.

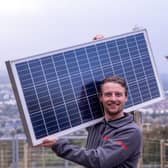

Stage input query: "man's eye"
[
  {"left": 115, "top": 92, "right": 122, "bottom": 97},
  {"left": 104, "top": 93, "right": 112, "bottom": 97}
]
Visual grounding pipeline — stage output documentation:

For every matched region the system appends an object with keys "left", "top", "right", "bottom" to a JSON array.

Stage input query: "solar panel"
[{"left": 6, "top": 29, "right": 164, "bottom": 146}]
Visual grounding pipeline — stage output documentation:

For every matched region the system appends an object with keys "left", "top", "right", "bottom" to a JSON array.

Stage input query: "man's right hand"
[{"left": 38, "top": 139, "right": 57, "bottom": 148}]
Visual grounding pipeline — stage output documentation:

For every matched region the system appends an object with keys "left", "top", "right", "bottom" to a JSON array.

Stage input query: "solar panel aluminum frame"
[{"left": 6, "top": 29, "right": 164, "bottom": 146}]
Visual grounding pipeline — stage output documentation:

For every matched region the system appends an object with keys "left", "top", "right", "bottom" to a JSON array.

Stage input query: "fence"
[
  {"left": 0, "top": 136, "right": 85, "bottom": 168},
  {"left": 1, "top": 137, "right": 168, "bottom": 168}
]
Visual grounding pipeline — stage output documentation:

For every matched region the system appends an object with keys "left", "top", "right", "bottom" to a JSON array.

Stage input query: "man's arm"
[{"left": 41, "top": 126, "right": 142, "bottom": 168}]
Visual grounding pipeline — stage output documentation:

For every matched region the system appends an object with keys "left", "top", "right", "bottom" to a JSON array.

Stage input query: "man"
[{"left": 40, "top": 75, "right": 142, "bottom": 168}]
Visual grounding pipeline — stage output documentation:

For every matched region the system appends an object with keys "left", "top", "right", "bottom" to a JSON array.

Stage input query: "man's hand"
[
  {"left": 93, "top": 34, "right": 104, "bottom": 41},
  {"left": 38, "top": 139, "right": 57, "bottom": 148}
]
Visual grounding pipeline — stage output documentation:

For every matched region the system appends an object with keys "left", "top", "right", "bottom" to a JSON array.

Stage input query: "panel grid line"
[
  {"left": 94, "top": 44, "right": 106, "bottom": 79},
  {"left": 124, "top": 37, "right": 137, "bottom": 106},
  {"left": 104, "top": 42, "right": 115, "bottom": 75},
  {"left": 115, "top": 38, "right": 134, "bottom": 107},
  {"left": 134, "top": 35, "right": 152, "bottom": 100},
  {"left": 27, "top": 61, "right": 48, "bottom": 138},
  {"left": 57, "top": 53, "right": 72, "bottom": 129},
  {"left": 85, "top": 46, "right": 105, "bottom": 114},
  {"left": 126, "top": 36, "right": 143, "bottom": 104},
  {"left": 40, "top": 58, "right": 60, "bottom": 133},
  {"left": 133, "top": 36, "right": 146, "bottom": 102},
  {"left": 63, "top": 50, "right": 83, "bottom": 124},
  {"left": 50, "top": 56, "right": 63, "bottom": 131},
  {"left": 73, "top": 50, "right": 90, "bottom": 123},
  {"left": 82, "top": 47, "right": 96, "bottom": 120}
]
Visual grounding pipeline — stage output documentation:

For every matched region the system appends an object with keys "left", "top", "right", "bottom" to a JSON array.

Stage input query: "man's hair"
[{"left": 100, "top": 75, "right": 128, "bottom": 96}]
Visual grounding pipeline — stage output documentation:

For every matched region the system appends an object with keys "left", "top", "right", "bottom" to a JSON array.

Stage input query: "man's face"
[{"left": 99, "top": 82, "right": 128, "bottom": 120}]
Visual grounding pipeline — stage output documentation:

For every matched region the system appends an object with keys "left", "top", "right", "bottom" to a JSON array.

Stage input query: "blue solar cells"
[{"left": 6, "top": 30, "right": 163, "bottom": 144}]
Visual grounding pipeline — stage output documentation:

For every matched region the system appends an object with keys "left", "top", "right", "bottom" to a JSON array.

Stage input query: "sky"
[{"left": 0, "top": 0, "right": 168, "bottom": 77}]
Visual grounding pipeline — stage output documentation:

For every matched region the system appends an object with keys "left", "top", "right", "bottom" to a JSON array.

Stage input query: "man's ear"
[{"left": 125, "top": 95, "right": 128, "bottom": 102}]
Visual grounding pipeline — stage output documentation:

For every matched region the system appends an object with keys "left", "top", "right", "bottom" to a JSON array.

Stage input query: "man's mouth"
[
  {"left": 107, "top": 101, "right": 120, "bottom": 106},
  {"left": 107, "top": 103, "right": 118, "bottom": 109}
]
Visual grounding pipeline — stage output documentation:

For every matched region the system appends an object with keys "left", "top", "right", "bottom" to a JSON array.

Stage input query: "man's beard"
[
  {"left": 106, "top": 108, "right": 122, "bottom": 116},
  {"left": 105, "top": 101, "right": 124, "bottom": 116}
]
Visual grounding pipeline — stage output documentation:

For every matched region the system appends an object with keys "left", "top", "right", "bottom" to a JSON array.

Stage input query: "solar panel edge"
[
  {"left": 5, "top": 61, "right": 34, "bottom": 146},
  {"left": 143, "top": 31, "right": 165, "bottom": 99},
  {"left": 34, "top": 117, "right": 103, "bottom": 146},
  {"left": 125, "top": 96, "right": 164, "bottom": 113}
]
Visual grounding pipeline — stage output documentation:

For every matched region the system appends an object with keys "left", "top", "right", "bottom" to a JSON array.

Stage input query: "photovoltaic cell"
[{"left": 6, "top": 29, "right": 164, "bottom": 146}]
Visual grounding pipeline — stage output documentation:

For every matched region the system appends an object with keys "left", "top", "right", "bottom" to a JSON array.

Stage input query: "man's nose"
[{"left": 110, "top": 94, "right": 117, "bottom": 101}]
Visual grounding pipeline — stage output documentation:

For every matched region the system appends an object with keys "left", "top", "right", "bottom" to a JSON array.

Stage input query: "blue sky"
[{"left": 0, "top": 0, "right": 168, "bottom": 75}]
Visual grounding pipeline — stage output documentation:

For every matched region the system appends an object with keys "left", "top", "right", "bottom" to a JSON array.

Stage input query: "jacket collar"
[{"left": 104, "top": 113, "right": 134, "bottom": 128}]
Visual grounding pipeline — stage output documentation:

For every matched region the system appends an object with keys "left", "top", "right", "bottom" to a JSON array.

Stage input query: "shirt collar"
[{"left": 105, "top": 113, "right": 134, "bottom": 128}]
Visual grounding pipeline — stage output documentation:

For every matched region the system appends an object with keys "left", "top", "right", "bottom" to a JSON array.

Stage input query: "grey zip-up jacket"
[{"left": 52, "top": 113, "right": 142, "bottom": 168}]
